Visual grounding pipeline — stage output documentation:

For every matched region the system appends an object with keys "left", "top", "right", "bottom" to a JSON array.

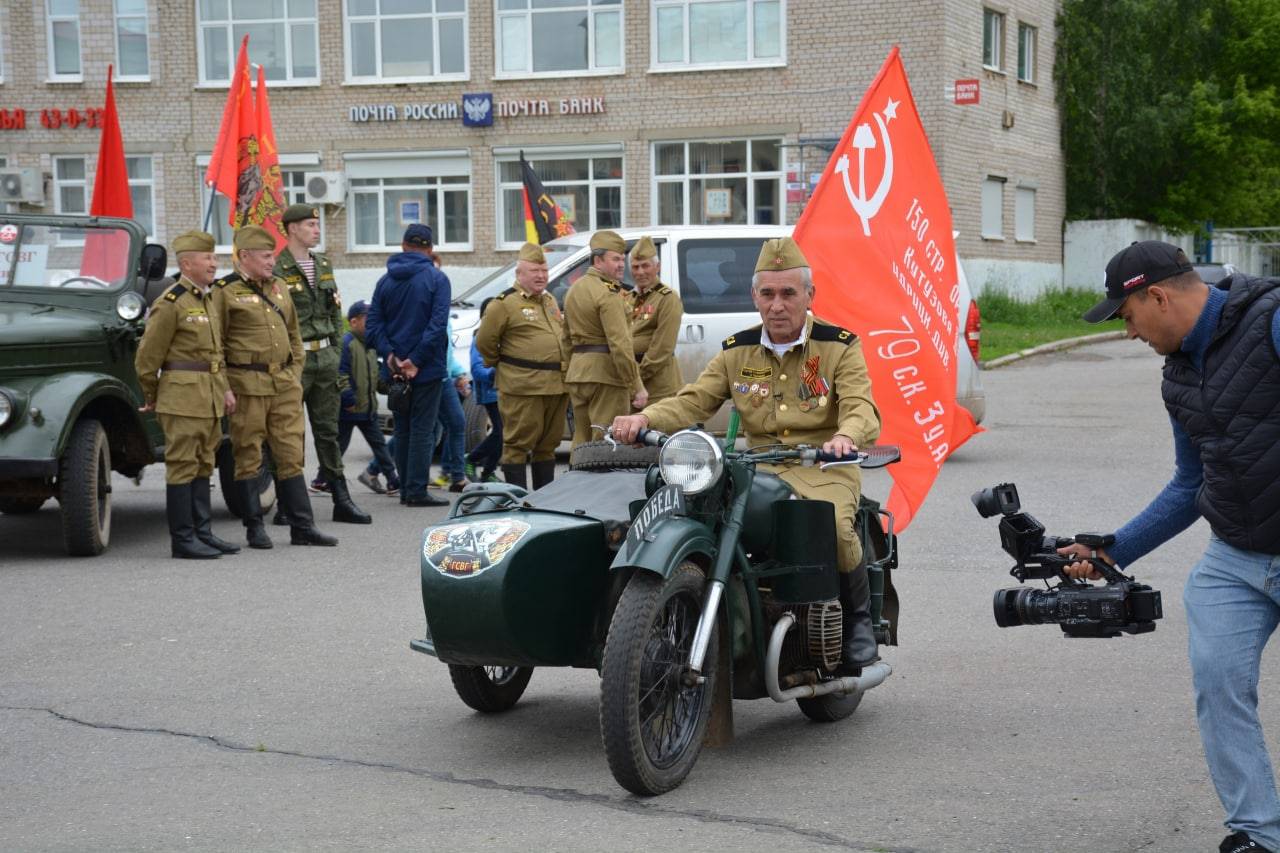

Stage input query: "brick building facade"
[{"left": 0, "top": 0, "right": 1064, "bottom": 294}]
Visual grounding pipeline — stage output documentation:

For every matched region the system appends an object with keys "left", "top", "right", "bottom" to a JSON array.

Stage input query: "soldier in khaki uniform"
[
  {"left": 273, "top": 203, "right": 370, "bottom": 525},
  {"left": 475, "top": 242, "right": 569, "bottom": 490},
  {"left": 627, "top": 236, "right": 683, "bottom": 405},
  {"left": 135, "top": 230, "right": 240, "bottom": 560},
  {"left": 612, "top": 237, "right": 882, "bottom": 671},
  {"left": 211, "top": 225, "right": 337, "bottom": 549},
  {"left": 561, "top": 230, "right": 647, "bottom": 446}
]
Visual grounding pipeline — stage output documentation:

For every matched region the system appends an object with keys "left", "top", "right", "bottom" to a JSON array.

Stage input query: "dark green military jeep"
[{"left": 0, "top": 213, "right": 272, "bottom": 556}]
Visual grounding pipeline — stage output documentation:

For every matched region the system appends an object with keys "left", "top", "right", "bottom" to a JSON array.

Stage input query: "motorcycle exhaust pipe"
[{"left": 765, "top": 612, "right": 893, "bottom": 702}]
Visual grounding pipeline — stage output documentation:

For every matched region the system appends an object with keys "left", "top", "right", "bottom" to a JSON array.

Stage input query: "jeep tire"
[{"left": 60, "top": 418, "right": 111, "bottom": 556}]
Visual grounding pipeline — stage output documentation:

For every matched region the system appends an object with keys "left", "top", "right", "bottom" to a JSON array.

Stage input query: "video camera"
[{"left": 972, "top": 483, "right": 1163, "bottom": 638}]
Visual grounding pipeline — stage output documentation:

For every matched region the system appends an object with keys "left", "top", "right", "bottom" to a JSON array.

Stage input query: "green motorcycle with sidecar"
[{"left": 410, "top": 426, "right": 901, "bottom": 796}]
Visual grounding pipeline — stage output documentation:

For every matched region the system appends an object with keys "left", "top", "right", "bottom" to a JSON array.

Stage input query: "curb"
[{"left": 981, "top": 331, "right": 1127, "bottom": 369}]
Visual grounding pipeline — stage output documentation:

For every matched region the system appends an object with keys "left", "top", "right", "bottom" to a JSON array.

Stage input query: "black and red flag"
[{"left": 520, "top": 153, "right": 574, "bottom": 244}]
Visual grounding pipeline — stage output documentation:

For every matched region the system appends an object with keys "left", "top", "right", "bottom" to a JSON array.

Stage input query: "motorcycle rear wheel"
[
  {"left": 600, "top": 561, "right": 717, "bottom": 796},
  {"left": 448, "top": 665, "right": 533, "bottom": 712}
]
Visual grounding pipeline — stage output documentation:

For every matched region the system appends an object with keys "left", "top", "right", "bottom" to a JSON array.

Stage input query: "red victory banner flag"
[
  {"left": 520, "top": 153, "right": 574, "bottom": 244},
  {"left": 253, "top": 64, "right": 287, "bottom": 249},
  {"left": 794, "top": 46, "right": 981, "bottom": 531},
  {"left": 82, "top": 64, "right": 133, "bottom": 282},
  {"left": 204, "top": 36, "right": 251, "bottom": 213}
]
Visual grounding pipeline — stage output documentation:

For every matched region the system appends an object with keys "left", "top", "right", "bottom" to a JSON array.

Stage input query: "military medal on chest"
[{"left": 801, "top": 355, "right": 830, "bottom": 409}]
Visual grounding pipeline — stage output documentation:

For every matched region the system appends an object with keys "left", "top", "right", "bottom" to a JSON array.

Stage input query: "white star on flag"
[{"left": 882, "top": 97, "right": 899, "bottom": 120}]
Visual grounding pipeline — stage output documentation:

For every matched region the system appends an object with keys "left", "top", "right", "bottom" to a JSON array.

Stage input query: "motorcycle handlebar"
[{"left": 633, "top": 428, "right": 666, "bottom": 447}]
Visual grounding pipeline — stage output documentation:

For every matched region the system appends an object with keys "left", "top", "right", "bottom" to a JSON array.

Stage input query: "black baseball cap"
[
  {"left": 403, "top": 223, "right": 433, "bottom": 247},
  {"left": 1083, "top": 240, "right": 1194, "bottom": 323},
  {"left": 347, "top": 299, "right": 368, "bottom": 321}
]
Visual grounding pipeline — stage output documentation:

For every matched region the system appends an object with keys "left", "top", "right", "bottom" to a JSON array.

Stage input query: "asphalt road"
[{"left": 2, "top": 337, "right": 1276, "bottom": 852}]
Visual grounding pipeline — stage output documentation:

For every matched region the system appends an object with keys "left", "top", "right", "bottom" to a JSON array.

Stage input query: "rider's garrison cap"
[
  {"left": 589, "top": 230, "right": 626, "bottom": 254},
  {"left": 630, "top": 235, "right": 658, "bottom": 261},
  {"left": 172, "top": 230, "right": 215, "bottom": 254},
  {"left": 232, "top": 225, "right": 276, "bottom": 252},
  {"left": 281, "top": 203, "right": 320, "bottom": 225},
  {"left": 517, "top": 242, "right": 546, "bottom": 264},
  {"left": 754, "top": 236, "right": 810, "bottom": 273}
]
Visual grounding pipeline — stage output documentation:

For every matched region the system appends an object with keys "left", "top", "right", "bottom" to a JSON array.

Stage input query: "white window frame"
[
  {"left": 52, "top": 155, "right": 89, "bottom": 216},
  {"left": 46, "top": 0, "right": 83, "bottom": 83},
  {"left": 196, "top": 152, "right": 323, "bottom": 252},
  {"left": 344, "top": 0, "right": 469, "bottom": 84},
  {"left": 981, "top": 175, "right": 1005, "bottom": 240},
  {"left": 1017, "top": 22, "right": 1037, "bottom": 84},
  {"left": 649, "top": 0, "right": 786, "bottom": 73},
  {"left": 345, "top": 151, "right": 473, "bottom": 253},
  {"left": 492, "top": 145, "right": 624, "bottom": 250},
  {"left": 113, "top": 0, "right": 151, "bottom": 81},
  {"left": 126, "top": 154, "right": 156, "bottom": 240},
  {"left": 982, "top": 8, "right": 1004, "bottom": 72},
  {"left": 650, "top": 137, "right": 784, "bottom": 227},
  {"left": 1014, "top": 183, "right": 1036, "bottom": 243},
  {"left": 493, "top": 0, "right": 624, "bottom": 80},
  {"left": 196, "top": 1, "right": 320, "bottom": 87}
]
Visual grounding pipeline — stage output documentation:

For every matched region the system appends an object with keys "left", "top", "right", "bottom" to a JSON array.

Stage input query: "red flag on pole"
[
  {"left": 82, "top": 65, "right": 132, "bottom": 282},
  {"left": 253, "top": 65, "right": 287, "bottom": 249},
  {"left": 794, "top": 47, "right": 981, "bottom": 531},
  {"left": 205, "top": 36, "right": 250, "bottom": 204}
]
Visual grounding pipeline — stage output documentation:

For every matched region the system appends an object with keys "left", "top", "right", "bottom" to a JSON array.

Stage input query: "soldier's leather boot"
[
  {"left": 167, "top": 483, "right": 221, "bottom": 560},
  {"left": 191, "top": 477, "right": 240, "bottom": 554},
  {"left": 530, "top": 460, "right": 556, "bottom": 490},
  {"left": 501, "top": 464, "right": 527, "bottom": 490},
  {"left": 330, "top": 477, "right": 372, "bottom": 524},
  {"left": 837, "top": 564, "right": 879, "bottom": 675},
  {"left": 271, "top": 478, "right": 290, "bottom": 525},
  {"left": 279, "top": 475, "right": 339, "bottom": 546},
  {"left": 237, "top": 478, "right": 273, "bottom": 550}
]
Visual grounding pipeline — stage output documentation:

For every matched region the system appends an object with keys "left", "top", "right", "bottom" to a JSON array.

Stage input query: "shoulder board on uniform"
[
  {"left": 214, "top": 272, "right": 243, "bottom": 289},
  {"left": 606, "top": 281, "right": 621, "bottom": 293},
  {"left": 496, "top": 286, "right": 516, "bottom": 300},
  {"left": 656, "top": 284, "right": 672, "bottom": 295},
  {"left": 810, "top": 322, "right": 857, "bottom": 345},
  {"left": 722, "top": 327, "right": 763, "bottom": 350},
  {"left": 162, "top": 282, "right": 187, "bottom": 302}
]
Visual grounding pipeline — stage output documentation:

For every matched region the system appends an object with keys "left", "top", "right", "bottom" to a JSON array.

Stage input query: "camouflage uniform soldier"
[
  {"left": 273, "top": 203, "right": 370, "bottom": 524},
  {"left": 475, "top": 242, "right": 569, "bottom": 490},
  {"left": 211, "top": 225, "right": 337, "bottom": 549},
  {"left": 612, "top": 237, "right": 882, "bottom": 671},
  {"left": 627, "top": 236, "right": 684, "bottom": 405},
  {"left": 134, "top": 230, "right": 240, "bottom": 560},
  {"left": 561, "top": 230, "right": 647, "bottom": 446}
]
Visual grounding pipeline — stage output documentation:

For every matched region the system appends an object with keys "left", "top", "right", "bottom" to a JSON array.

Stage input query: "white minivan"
[{"left": 448, "top": 226, "right": 984, "bottom": 445}]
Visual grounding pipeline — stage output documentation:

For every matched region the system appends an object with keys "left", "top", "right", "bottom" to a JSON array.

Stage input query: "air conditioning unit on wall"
[
  {"left": 304, "top": 171, "right": 346, "bottom": 205},
  {"left": 0, "top": 168, "right": 44, "bottom": 204}
]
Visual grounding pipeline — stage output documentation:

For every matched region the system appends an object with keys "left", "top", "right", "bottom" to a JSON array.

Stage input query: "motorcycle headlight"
[
  {"left": 0, "top": 389, "right": 16, "bottom": 429},
  {"left": 658, "top": 429, "right": 723, "bottom": 495},
  {"left": 116, "top": 291, "right": 146, "bottom": 321}
]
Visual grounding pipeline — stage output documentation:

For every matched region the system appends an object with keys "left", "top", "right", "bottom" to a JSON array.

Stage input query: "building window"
[
  {"left": 653, "top": 138, "right": 783, "bottom": 226},
  {"left": 47, "top": 0, "right": 82, "bottom": 81},
  {"left": 981, "top": 175, "right": 1005, "bottom": 240},
  {"left": 1017, "top": 23, "right": 1036, "bottom": 83},
  {"left": 495, "top": 0, "right": 622, "bottom": 78},
  {"left": 346, "top": 152, "right": 471, "bottom": 251},
  {"left": 495, "top": 149, "right": 622, "bottom": 248},
  {"left": 53, "top": 156, "right": 88, "bottom": 214},
  {"left": 1014, "top": 185, "right": 1035, "bottom": 242},
  {"left": 982, "top": 8, "right": 1003, "bottom": 71},
  {"left": 198, "top": 153, "right": 324, "bottom": 250},
  {"left": 652, "top": 0, "right": 783, "bottom": 70},
  {"left": 346, "top": 0, "right": 467, "bottom": 82},
  {"left": 114, "top": 0, "right": 150, "bottom": 79},
  {"left": 126, "top": 155, "right": 155, "bottom": 239},
  {"left": 197, "top": 0, "right": 319, "bottom": 85}
]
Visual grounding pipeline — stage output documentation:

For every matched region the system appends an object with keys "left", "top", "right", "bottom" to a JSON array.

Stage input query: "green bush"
[{"left": 976, "top": 288, "right": 1119, "bottom": 362}]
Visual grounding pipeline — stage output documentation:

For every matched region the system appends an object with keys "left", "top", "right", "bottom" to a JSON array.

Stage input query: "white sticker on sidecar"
[{"left": 423, "top": 519, "right": 532, "bottom": 578}]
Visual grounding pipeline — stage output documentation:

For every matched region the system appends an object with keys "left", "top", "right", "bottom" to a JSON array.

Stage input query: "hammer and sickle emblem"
[{"left": 834, "top": 97, "right": 899, "bottom": 236}]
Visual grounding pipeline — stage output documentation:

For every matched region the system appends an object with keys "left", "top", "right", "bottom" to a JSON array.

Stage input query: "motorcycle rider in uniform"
[{"left": 612, "top": 237, "right": 882, "bottom": 671}]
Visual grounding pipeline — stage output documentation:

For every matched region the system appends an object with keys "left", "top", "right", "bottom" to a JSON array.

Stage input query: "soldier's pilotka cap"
[
  {"left": 282, "top": 203, "right": 320, "bottom": 225},
  {"left": 518, "top": 242, "right": 546, "bottom": 264},
  {"left": 754, "top": 236, "right": 810, "bottom": 273},
  {"left": 589, "top": 230, "right": 626, "bottom": 254},
  {"left": 347, "top": 299, "right": 368, "bottom": 321},
  {"left": 233, "top": 225, "right": 276, "bottom": 251},
  {"left": 630, "top": 235, "right": 658, "bottom": 261},
  {"left": 172, "top": 230, "right": 215, "bottom": 254},
  {"left": 403, "top": 223, "right": 433, "bottom": 247},
  {"left": 1084, "top": 240, "right": 1195, "bottom": 323}
]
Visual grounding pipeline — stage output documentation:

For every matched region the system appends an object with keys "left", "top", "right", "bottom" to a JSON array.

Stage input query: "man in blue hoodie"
[{"left": 365, "top": 224, "right": 451, "bottom": 507}]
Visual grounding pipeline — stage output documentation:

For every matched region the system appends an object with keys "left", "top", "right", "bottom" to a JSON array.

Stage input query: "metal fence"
[{"left": 1196, "top": 227, "right": 1280, "bottom": 277}]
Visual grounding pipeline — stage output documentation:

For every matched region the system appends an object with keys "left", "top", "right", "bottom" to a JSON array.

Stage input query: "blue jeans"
[
  {"left": 340, "top": 418, "right": 396, "bottom": 480},
  {"left": 393, "top": 380, "right": 444, "bottom": 501},
  {"left": 431, "top": 380, "right": 466, "bottom": 482},
  {"left": 1184, "top": 534, "right": 1280, "bottom": 849}
]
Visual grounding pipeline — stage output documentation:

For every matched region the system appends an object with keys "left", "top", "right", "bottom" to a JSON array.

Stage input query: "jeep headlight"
[
  {"left": 117, "top": 290, "right": 146, "bottom": 321},
  {"left": 658, "top": 429, "right": 723, "bottom": 495},
  {"left": 0, "top": 390, "right": 13, "bottom": 429}
]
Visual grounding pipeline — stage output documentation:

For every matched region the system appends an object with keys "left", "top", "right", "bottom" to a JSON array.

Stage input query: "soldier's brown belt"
[
  {"left": 302, "top": 338, "right": 331, "bottom": 352},
  {"left": 573, "top": 344, "right": 611, "bottom": 354},
  {"left": 162, "top": 360, "right": 218, "bottom": 373},
  {"left": 500, "top": 355, "right": 561, "bottom": 371},
  {"left": 227, "top": 362, "right": 285, "bottom": 373}
]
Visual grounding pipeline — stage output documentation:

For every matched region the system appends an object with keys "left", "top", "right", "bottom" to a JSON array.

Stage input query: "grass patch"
[{"left": 976, "top": 288, "right": 1120, "bottom": 362}]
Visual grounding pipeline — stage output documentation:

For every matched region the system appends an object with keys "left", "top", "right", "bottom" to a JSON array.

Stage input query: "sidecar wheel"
[
  {"left": 448, "top": 665, "right": 533, "bottom": 712},
  {"left": 796, "top": 689, "right": 863, "bottom": 722},
  {"left": 600, "top": 562, "right": 716, "bottom": 796},
  {"left": 569, "top": 440, "right": 660, "bottom": 471}
]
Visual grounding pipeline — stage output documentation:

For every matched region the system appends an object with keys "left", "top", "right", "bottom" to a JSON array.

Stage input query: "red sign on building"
[{"left": 954, "top": 79, "right": 980, "bottom": 105}]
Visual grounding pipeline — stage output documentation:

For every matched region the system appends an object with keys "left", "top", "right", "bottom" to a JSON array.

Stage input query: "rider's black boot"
[
  {"left": 279, "top": 475, "right": 339, "bottom": 546},
  {"left": 167, "top": 483, "right": 221, "bottom": 559},
  {"left": 838, "top": 564, "right": 879, "bottom": 674},
  {"left": 238, "top": 478, "right": 274, "bottom": 549},
  {"left": 502, "top": 464, "right": 527, "bottom": 490},
  {"left": 330, "top": 477, "right": 372, "bottom": 524},
  {"left": 192, "top": 477, "right": 240, "bottom": 554},
  {"left": 530, "top": 460, "right": 555, "bottom": 490}
]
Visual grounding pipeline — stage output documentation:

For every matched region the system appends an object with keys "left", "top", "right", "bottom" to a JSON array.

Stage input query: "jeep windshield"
[
  {"left": 452, "top": 243, "right": 580, "bottom": 307},
  {"left": 0, "top": 221, "right": 134, "bottom": 292}
]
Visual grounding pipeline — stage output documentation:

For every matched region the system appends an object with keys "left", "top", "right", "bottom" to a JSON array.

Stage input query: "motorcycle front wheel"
[{"left": 599, "top": 561, "right": 717, "bottom": 796}]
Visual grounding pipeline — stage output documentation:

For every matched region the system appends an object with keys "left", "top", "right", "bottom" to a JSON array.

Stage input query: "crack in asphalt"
[{"left": 3, "top": 705, "right": 921, "bottom": 853}]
